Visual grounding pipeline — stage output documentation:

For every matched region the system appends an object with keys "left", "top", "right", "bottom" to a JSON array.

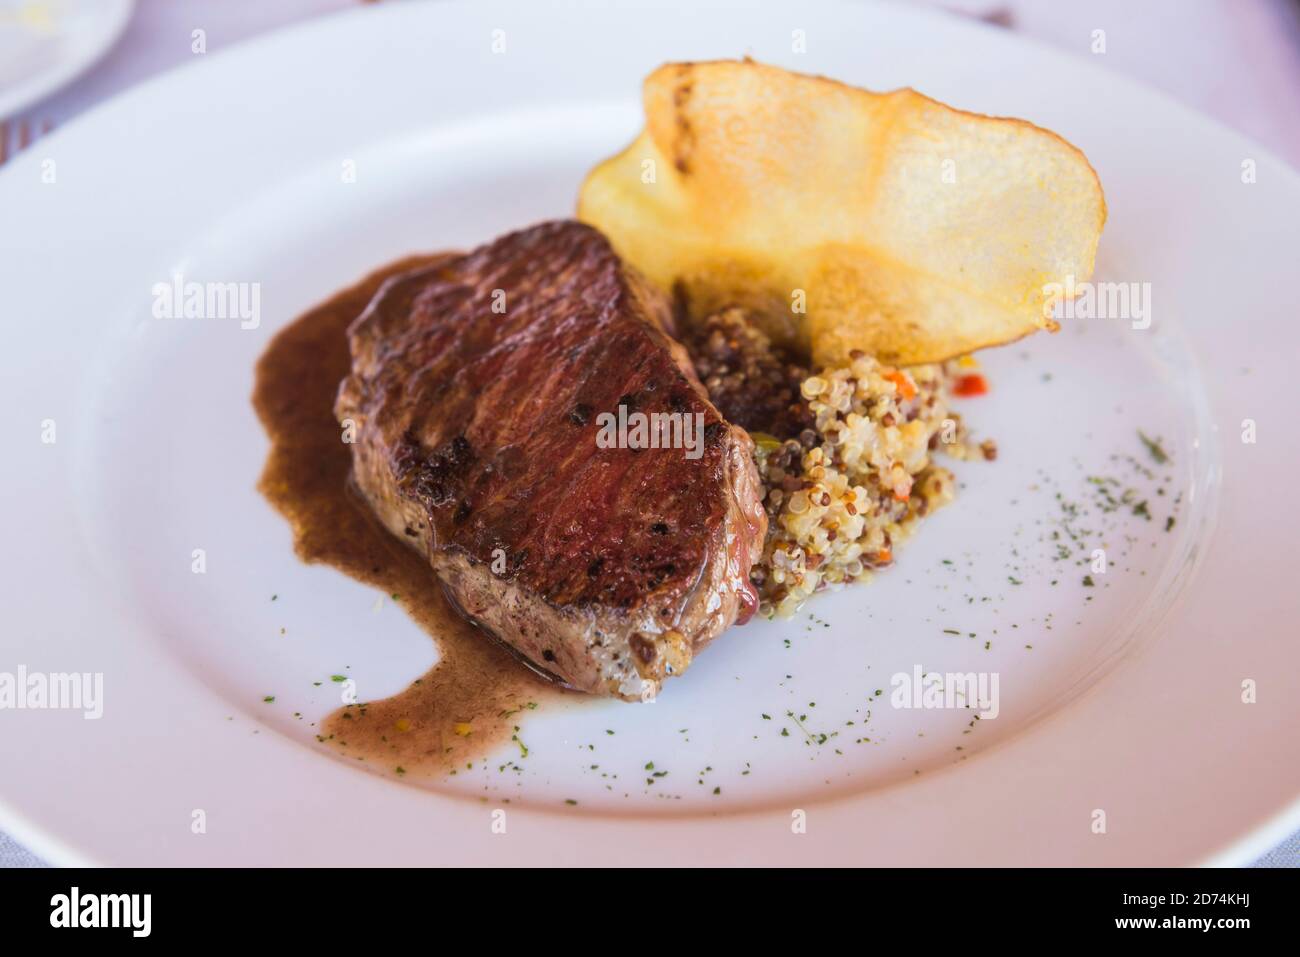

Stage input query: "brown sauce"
[{"left": 252, "top": 254, "right": 564, "bottom": 778}]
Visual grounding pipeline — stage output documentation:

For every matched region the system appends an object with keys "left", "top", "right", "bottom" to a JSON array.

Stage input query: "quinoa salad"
[{"left": 687, "top": 309, "right": 996, "bottom": 619}]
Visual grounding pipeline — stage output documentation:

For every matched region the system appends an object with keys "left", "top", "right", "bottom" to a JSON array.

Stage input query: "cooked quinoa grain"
[
  {"left": 685, "top": 308, "right": 989, "bottom": 619},
  {"left": 684, "top": 307, "right": 813, "bottom": 439},
  {"left": 752, "top": 354, "right": 983, "bottom": 617}
]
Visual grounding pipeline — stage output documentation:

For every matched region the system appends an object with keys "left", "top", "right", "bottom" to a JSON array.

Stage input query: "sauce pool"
[{"left": 252, "top": 254, "right": 566, "bottom": 779}]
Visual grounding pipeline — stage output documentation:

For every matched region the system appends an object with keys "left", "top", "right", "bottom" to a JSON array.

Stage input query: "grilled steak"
[{"left": 336, "top": 221, "right": 766, "bottom": 700}]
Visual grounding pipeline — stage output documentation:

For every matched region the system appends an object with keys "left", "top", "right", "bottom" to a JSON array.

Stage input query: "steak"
[{"left": 336, "top": 221, "right": 766, "bottom": 700}]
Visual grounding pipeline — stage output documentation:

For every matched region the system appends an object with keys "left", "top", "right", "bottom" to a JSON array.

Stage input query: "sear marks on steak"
[{"left": 336, "top": 221, "right": 766, "bottom": 700}]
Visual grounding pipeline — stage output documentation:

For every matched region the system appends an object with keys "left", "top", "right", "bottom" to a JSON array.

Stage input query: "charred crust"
[
  {"left": 629, "top": 633, "right": 657, "bottom": 666},
  {"left": 670, "top": 280, "right": 691, "bottom": 326},
  {"left": 672, "top": 72, "right": 695, "bottom": 174},
  {"left": 398, "top": 431, "right": 475, "bottom": 509}
]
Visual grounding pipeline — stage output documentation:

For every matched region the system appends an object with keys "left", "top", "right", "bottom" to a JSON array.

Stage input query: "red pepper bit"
[
  {"left": 953, "top": 373, "right": 989, "bottom": 397},
  {"left": 883, "top": 369, "right": 917, "bottom": 401}
]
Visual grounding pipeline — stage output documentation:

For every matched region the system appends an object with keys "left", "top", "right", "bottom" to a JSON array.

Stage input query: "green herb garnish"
[{"left": 1137, "top": 430, "right": 1169, "bottom": 465}]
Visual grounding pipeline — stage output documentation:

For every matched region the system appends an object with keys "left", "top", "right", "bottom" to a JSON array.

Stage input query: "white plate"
[
  {"left": 0, "top": 0, "right": 133, "bottom": 120},
  {"left": 1, "top": 0, "right": 1298, "bottom": 867}
]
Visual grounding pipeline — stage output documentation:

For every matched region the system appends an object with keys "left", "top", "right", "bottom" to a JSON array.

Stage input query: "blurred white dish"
[{"left": 0, "top": 0, "right": 133, "bottom": 120}]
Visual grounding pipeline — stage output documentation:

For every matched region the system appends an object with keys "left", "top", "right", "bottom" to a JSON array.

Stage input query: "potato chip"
[{"left": 578, "top": 59, "right": 1106, "bottom": 366}]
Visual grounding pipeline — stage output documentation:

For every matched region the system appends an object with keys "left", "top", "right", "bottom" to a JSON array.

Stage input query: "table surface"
[{"left": 1, "top": 0, "right": 1297, "bottom": 868}]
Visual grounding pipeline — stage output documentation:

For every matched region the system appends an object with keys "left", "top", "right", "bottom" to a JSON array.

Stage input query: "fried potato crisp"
[{"left": 578, "top": 60, "right": 1106, "bottom": 366}]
